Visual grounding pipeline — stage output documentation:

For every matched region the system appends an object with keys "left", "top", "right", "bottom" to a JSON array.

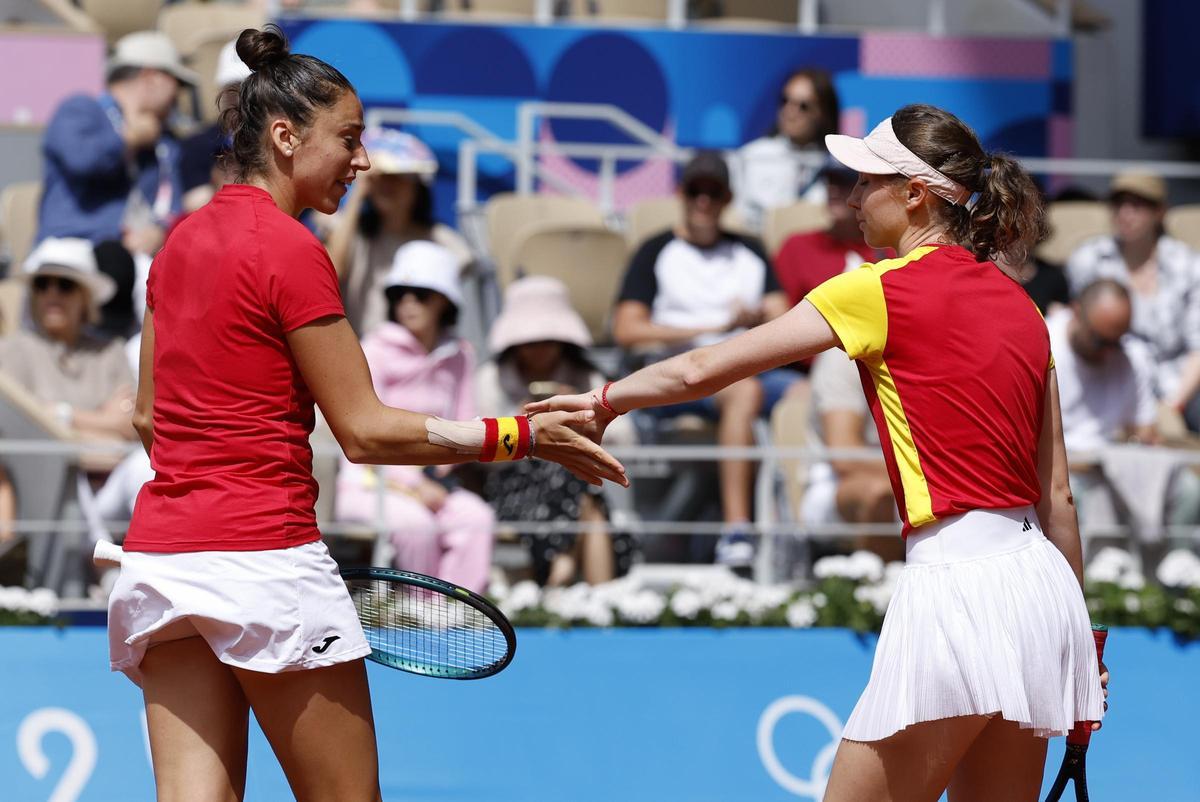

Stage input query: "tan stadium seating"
[
  {"left": 507, "top": 221, "right": 627, "bottom": 343},
  {"left": 440, "top": 0, "right": 536, "bottom": 20},
  {"left": 697, "top": 0, "right": 798, "bottom": 27},
  {"left": 0, "top": 278, "right": 26, "bottom": 337},
  {"left": 588, "top": 0, "right": 670, "bottom": 22},
  {"left": 624, "top": 196, "right": 754, "bottom": 252},
  {"left": 79, "top": 0, "right": 163, "bottom": 45},
  {"left": 1166, "top": 204, "right": 1200, "bottom": 252},
  {"left": 0, "top": 181, "right": 42, "bottom": 274},
  {"left": 770, "top": 386, "right": 811, "bottom": 520},
  {"left": 1035, "top": 200, "right": 1110, "bottom": 266},
  {"left": 484, "top": 192, "right": 605, "bottom": 285},
  {"left": 762, "top": 200, "right": 831, "bottom": 257},
  {"left": 157, "top": 1, "right": 264, "bottom": 59}
]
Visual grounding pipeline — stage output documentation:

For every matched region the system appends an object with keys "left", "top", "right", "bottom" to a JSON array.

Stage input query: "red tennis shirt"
[
  {"left": 806, "top": 244, "right": 1052, "bottom": 535},
  {"left": 125, "top": 184, "right": 345, "bottom": 552}
]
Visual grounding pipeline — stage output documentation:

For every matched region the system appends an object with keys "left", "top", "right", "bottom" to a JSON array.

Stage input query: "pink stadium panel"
[
  {"left": 860, "top": 34, "right": 1052, "bottom": 80},
  {"left": 0, "top": 33, "right": 105, "bottom": 125}
]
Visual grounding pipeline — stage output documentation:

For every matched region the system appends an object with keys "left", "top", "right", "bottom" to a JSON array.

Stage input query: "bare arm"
[
  {"left": 611, "top": 300, "right": 723, "bottom": 349},
  {"left": 71, "top": 386, "right": 137, "bottom": 441},
  {"left": 324, "top": 178, "right": 370, "bottom": 280},
  {"left": 0, "top": 465, "right": 15, "bottom": 543},
  {"left": 824, "top": 410, "right": 886, "bottom": 480},
  {"left": 1164, "top": 350, "right": 1200, "bottom": 413},
  {"left": 132, "top": 310, "right": 155, "bottom": 456},
  {"left": 288, "top": 316, "right": 626, "bottom": 485},
  {"left": 1035, "top": 368, "right": 1085, "bottom": 588}
]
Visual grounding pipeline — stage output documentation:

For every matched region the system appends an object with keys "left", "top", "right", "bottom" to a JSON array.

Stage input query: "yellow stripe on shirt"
[{"left": 867, "top": 357, "right": 936, "bottom": 528}]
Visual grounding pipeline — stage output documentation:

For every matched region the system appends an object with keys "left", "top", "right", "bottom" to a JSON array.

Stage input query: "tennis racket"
[
  {"left": 1044, "top": 625, "right": 1108, "bottom": 802},
  {"left": 93, "top": 542, "right": 517, "bottom": 680}
]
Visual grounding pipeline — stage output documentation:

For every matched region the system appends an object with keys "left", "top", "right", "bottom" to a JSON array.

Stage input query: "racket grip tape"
[{"left": 1065, "top": 625, "right": 1108, "bottom": 747}]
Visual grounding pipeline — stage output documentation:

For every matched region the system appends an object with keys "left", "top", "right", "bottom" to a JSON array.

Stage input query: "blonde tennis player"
[
  {"left": 108, "top": 26, "right": 624, "bottom": 802},
  {"left": 531, "top": 104, "right": 1109, "bottom": 801}
]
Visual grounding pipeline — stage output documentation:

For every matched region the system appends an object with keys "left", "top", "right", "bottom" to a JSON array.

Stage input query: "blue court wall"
[
  {"left": 276, "top": 18, "right": 1073, "bottom": 222},
  {"left": 0, "top": 627, "right": 1193, "bottom": 801}
]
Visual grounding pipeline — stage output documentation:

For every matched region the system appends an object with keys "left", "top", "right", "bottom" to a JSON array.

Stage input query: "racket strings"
[{"left": 348, "top": 578, "right": 508, "bottom": 677}]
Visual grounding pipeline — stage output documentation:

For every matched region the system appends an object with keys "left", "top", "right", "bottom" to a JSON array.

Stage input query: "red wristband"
[
  {"left": 514, "top": 414, "right": 531, "bottom": 460},
  {"left": 598, "top": 381, "right": 621, "bottom": 416},
  {"left": 480, "top": 417, "right": 499, "bottom": 462}
]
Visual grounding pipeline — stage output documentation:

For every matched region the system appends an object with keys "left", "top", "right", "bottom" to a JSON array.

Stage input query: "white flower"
[
  {"left": 1087, "top": 547, "right": 1136, "bottom": 584},
  {"left": 584, "top": 600, "right": 615, "bottom": 627},
  {"left": 1175, "top": 598, "right": 1197, "bottom": 615},
  {"left": 1118, "top": 571, "right": 1145, "bottom": 591},
  {"left": 712, "top": 600, "right": 740, "bottom": 622},
  {"left": 669, "top": 588, "right": 703, "bottom": 619},
  {"left": 812, "top": 592, "right": 827, "bottom": 608},
  {"left": 616, "top": 590, "right": 665, "bottom": 624},
  {"left": 0, "top": 586, "right": 26, "bottom": 612},
  {"left": 847, "top": 551, "right": 885, "bottom": 582},
  {"left": 786, "top": 600, "right": 817, "bottom": 628},
  {"left": 503, "top": 581, "right": 541, "bottom": 613},
  {"left": 813, "top": 555, "right": 851, "bottom": 579},
  {"left": 1123, "top": 594, "right": 1142, "bottom": 613},
  {"left": 1157, "top": 550, "right": 1200, "bottom": 589},
  {"left": 854, "top": 584, "right": 892, "bottom": 614}
]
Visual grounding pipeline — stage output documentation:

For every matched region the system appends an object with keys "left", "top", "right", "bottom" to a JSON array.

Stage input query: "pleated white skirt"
[{"left": 841, "top": 505, "right": 1105, "bottom": 742}]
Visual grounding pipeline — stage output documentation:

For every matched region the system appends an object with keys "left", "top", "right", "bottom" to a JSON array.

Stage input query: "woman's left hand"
[
  {"left": 527, "top": 409, "right": 627, "bottom": 487},
  {"left": 525, "top": 389, "right": 617, "bottom": 445}
]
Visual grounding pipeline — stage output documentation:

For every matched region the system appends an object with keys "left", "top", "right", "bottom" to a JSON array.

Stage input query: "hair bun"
[{"left": 235, "top": 25, "right": 290, "bottom": 72}]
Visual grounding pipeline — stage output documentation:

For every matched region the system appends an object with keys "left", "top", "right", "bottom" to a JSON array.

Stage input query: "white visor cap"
[{"left": 824, "top": 117, "right": 971, "bottom": 206}]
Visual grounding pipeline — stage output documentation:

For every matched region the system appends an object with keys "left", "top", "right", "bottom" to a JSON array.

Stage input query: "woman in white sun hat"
[
  {"left": 334, "top": 240, "right": 496, "bottom": 593},
  {"left": 324, "top": 126, "right": 472, "bottom": 335},
  {"left": 477, "top": 276, "right": 637, "bottom": 586},
  {"left": 0, "top": 237, "right": 136, "bottom": 444},
  {"left": 530, "top": 103, "right": 1108, "bottom": 799}
]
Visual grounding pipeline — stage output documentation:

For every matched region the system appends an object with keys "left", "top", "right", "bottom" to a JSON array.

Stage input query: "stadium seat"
[
  {"left": 507, "top": 221, "right": 627, "bottom": 343},
  {"left": 484, "top": 193, "right": 605, "bottom": 285},
  {"left": 1036, "top": 200, "right": 1110, "bottom": 266},
  {"left": 698, "top": 0, "right": 798, "bottom": 27},
  {"left": 0, "top": 278, "right": 26, "bottom": 336},
  {"left": 78, "top": 0, "right": 163, "bottom": 44},
  {"left": 185, "top": 32, "right": 236, "bottom": 122},
  {"left": 762, "top": 200, "right": 831, "bottom": 257},
  {"left": 0, "top": 181, "right": 42, "bottom": 274},
  {"left": 1166, "top": 204, "right": 1200, "bottom": 251},
  {"left": 623, "top": 196, "right": 753, "bottom": 252},
  {"left": 157, "top": 2, "right": 264, "bottom": 58},
  {"left": 587, "top": 0, "right": 670, "bottom": 22},
  {"left": 762, "top": 386, "right": 812, "bottom": 581},
  {"left": 440, "top": 0, "right": 537, "bottom": 20}
]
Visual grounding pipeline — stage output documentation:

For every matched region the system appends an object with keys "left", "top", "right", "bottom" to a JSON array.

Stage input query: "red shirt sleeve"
[{"left": 262, "top": 227, "right": 345, "bottom": 332}]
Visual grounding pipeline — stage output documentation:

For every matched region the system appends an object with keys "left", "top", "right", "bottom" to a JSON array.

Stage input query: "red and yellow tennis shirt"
[{"left": 806, "top": 244, "right": 1052, "bottom": 535}]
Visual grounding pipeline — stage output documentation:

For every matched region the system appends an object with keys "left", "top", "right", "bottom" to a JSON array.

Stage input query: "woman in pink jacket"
[{"left": 335, "top": 240, "right": 494, "bottom": 592}]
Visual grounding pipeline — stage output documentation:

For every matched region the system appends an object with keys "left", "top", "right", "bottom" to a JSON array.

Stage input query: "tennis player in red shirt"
[
  {"left": 532, "top": 104, "right": 1108, "bottom": 801},
  {"left": 107, "top": 26, "right": 625, "bottom": 801}
]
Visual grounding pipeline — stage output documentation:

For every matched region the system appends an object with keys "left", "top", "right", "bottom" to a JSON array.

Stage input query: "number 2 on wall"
[{"left": 17, "top": 708, "right": 97, "bottom": 802}]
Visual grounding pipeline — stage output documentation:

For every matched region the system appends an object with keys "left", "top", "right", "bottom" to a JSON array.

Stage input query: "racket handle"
[
  {"left": 93, "top": 540, "right": 125, "bottom": 569},
  {"left": 1065, "top": 625, "right": 1108, "bottom": 747}
]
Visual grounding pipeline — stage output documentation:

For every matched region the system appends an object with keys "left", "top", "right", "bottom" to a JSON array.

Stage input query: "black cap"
[{"left": 680, "top": 150, "right": 730, "bottom": 189}]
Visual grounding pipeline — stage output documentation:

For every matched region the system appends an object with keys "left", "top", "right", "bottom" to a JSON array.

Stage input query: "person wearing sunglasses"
[
  {"left": 0, "top": 237, "right": 136, "bottom": 447},
  {"left": 614, "top": 150, "right": 793, "bottom": 570},
  {"left": 334, "top": 240, "right": 496, "bottom": 593},
  {"left": 1049, "top": 278, "right": 1200, "bottom": 546},
  {"left": 730, "top": 67, "right": 841, "bottom": 232}
]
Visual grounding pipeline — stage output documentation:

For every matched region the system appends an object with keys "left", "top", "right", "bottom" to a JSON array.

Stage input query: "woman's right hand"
[
  {"left": 529, "top": 409, "right": 627, "bottom": 487},
  {"left": 525, "top": 390, "right": 617, "bottom": 445}
]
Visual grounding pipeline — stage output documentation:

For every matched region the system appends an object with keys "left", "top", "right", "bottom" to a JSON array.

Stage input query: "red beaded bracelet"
[{"left": 597, "top": 381, "right": 622, "bottom": 416}]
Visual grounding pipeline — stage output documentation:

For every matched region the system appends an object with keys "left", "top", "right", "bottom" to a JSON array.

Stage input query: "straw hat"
[
  {"left": 1108, "top": 172, "right": 1167, "bottom": 206},
  {"left": 23, "top": 238, "right": 117, "bottom": 307},
  {"left": 489, "top": 276, "right": 591, "bottom": 353}
]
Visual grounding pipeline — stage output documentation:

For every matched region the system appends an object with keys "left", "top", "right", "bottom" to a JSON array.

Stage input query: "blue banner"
[{"left": 2, "top": 627, "right": 1190, "bottom": 801}]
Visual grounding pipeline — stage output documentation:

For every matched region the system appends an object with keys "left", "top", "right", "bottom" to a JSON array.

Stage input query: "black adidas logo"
[{"left": 1022, "top": 517, "right": 1033, "bottom": 532}]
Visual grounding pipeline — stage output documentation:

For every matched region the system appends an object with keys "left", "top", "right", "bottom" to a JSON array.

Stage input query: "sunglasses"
[
  {"left": 388, "top": 286, "right": 435, "bottom": 303},
  {"left": 32, "top": 275, "right": 80, "bottom": 294},
  {"left": 779, "top": 94, "right": 816, "bottom": 113},
  {"left": 683, "top": 183, "right": 729, "bottom": 201}
]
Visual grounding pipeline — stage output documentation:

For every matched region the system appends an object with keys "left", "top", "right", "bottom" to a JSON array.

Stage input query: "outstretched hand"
[
  {"left": 529, "top": 408, "right": 627, "bottom": 487},
  {"left": 525, "top": 388, "right": 616, "bottom": 445}
]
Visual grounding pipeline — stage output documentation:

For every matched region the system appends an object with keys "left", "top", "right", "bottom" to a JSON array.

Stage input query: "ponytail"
[{"left": 891, "top": 104, "right": 1046, "bottom": 265}]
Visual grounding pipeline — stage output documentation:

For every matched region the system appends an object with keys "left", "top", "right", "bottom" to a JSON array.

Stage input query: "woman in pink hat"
[
  {"left": 324, "top": 126, "right": 472, "bottom": 335},
  {"left": 477, "top": 276, "right": 637, "bottom": 586},
  {"left": 532, "top": 103, "right": 1108, "bottom": 800},
  {"left": 334, "top": 240, "right": 495, "bottom": 593}
]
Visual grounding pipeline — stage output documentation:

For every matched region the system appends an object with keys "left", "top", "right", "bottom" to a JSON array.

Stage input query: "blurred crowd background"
[{"left": 2, "top": 0, "right": 1199, "bottom": 605}]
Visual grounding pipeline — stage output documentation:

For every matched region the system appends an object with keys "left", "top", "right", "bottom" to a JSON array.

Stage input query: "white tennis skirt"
[
  {"left": 842, "top": 505, "right": 1105, "bottom": 742},
  {"left": 108, "top": 539, "right": 371, "bottom": 687}
]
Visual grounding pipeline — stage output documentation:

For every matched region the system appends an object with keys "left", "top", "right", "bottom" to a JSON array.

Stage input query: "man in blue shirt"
[{"left": 37, "top": 31, "right": 196, "bottom": 256}]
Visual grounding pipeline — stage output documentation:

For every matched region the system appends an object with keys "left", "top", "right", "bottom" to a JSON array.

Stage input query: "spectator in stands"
[
  {"left": 773, "top": 166, "right": 878, "bottom": 308},
  {"left": 178, "top": 38, "right": 252, "bottom": 214},
  {"left": 1048, "top": 279, "right": 1200, "bottom": 533},
  {"left": 0, "top": 238, "right": 135, "bottom": 446},
  {"left": 334, "top": 241, "right": 494, "bottom": 593},
  {"left": 614, "top": 151, "right": 791, "bottom": 569},
  {"left": 37, "top": 32, "right": 195, "bottom": 303},
  {"left": 996, "top": 250, "right": 1070, "bottom": 315},
  {"left": 1066, "top": 172, "right": 1200, "bottom": 431},
  {"left": 730, "top": 67, "right": 840, "bottom": 232},
  {"left": 476, "top": 276, "right": 636, "bottom": 586},
  {"left": 801, "top": 350, "right": 903, "bottom": 562},
  {"left": 324, "top": 127, "right": 471, "bottom": 335}
]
